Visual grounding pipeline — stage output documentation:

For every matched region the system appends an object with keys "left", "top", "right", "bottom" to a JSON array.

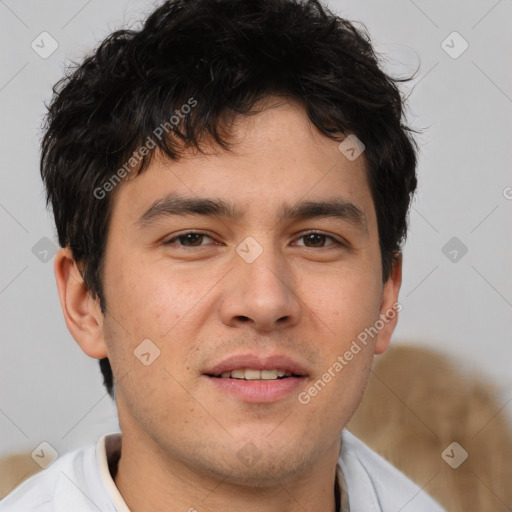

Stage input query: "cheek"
[
  {"left": 102, "top": 255, "right": 211, "bottom": 340},
  {"left": 305, "top": 264, "right": 383, "bottom": 343},
  {"left": 299, "top": 265, "right": 382, "bottom": 422},
  {"left": 102, "top": 304, "right": 199, "bottom": 432}
]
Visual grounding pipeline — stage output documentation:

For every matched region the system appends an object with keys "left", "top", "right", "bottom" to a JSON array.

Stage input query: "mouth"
[
  {"left": 207, "top": 368, "right": 302, "bottom": 380},
  {"left": 203, "top": 355, "right": 308, "bottom": 403}
]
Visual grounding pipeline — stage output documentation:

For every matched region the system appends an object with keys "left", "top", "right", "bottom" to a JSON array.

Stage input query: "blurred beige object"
[
  {"left": 348, "top": 344, "right": 512, "bottom": 512},
  {"left": 0, "top": 453, "right": 43, "bottom": 498}
]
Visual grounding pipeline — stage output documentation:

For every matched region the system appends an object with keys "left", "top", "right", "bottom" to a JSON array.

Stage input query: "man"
[{"left": 0, "top": 0, "right": 445, "bottom": 510}]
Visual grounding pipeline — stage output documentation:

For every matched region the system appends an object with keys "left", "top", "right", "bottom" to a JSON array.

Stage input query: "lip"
[
  {"left": 207, "top": 376, "right": 304, "bottom": 403},
  {"left": 204, "top": 354, "right": 308, "bottom": 377},
  {"left": 203, "top": 353, "right": 308, "bottom": 404}
]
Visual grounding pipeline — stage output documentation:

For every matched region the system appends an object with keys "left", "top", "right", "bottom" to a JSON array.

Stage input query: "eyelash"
[{"left": 163, "top": 231, "right": 344, "bottom": 249}]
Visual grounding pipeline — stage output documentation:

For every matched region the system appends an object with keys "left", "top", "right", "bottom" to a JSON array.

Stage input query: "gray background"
[{"left": 1, "top": 0, "right": 511, "bottom": 460}]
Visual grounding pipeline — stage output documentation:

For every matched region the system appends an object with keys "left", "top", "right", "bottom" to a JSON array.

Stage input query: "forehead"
[{"left": 110, "top": 99, "right": 376, "bottom": 229}]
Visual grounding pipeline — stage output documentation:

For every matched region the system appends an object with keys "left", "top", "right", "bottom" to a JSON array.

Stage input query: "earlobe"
[
  {"left": 374, "top": 253, "right": 403, "bottom": 355},
  {"left": 54, "top": 247, "right": 108, "bottom": 359}
]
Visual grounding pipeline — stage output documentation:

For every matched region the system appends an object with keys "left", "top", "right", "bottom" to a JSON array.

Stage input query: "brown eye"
[
  {"left": 296, "top": 232, "right": 338, "bottom": 248},
  {"left": 304, "top": 233, "right": 327, "bottom": 247},
  {"left": 178, "top": 233, "right": 204, "bottom": 246},
  {"left": 164, "top": 232, "right": 214, "bottom": 247}
]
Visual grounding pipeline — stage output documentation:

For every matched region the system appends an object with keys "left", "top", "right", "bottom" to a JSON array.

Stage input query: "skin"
[{"left": 54, "top": 97, "right": 401, "bottom": 512}]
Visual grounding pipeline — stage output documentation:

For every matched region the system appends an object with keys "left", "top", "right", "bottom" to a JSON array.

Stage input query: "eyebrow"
[{"left": 134, "top": 194, "right": 368, "bottom": 232}]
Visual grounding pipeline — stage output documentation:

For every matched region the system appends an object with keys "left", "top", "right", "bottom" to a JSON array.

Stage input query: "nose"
[{"left": 219, "top": 244, "right": 302, "bottom": 332}]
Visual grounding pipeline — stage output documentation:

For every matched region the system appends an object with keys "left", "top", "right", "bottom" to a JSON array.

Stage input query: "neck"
[{"left": 113, "top": 429, "right": 341, "bottom": 512}]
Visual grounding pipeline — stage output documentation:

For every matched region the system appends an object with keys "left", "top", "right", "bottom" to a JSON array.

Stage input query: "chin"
[{"left": 221, "top": 448, "right": 315, "bottom": 488}]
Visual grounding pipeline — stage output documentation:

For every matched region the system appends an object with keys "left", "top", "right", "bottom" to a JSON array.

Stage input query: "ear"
[
  {"left": 54, "top": 247, "right": 108, "bottom": 359},
  {"left": 374, "top": 253, "right": 402, "bottom": 355}
]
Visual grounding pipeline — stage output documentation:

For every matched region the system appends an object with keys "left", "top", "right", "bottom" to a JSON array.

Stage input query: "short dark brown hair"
[{"left": 41, "top": 0, "right": 418, "bottom": 398}]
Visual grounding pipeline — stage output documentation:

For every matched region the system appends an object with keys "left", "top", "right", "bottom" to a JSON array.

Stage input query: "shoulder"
[
  {"left": 339, "top": 429, "right": 445, "bottom": 512},
  {"left": 0, "top": 439, "right": 113, "bottom": 512},
  {"left": 0, "top": 445, "right": 87, "bottom": 511}
]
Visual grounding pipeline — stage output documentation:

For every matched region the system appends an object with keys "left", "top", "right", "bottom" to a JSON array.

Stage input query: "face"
[{"left": 63, "top": 98, "right": 401, "bottom": 486}]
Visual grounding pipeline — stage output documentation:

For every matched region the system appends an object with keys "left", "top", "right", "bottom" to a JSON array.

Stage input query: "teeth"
[
  {"left": 260, "top": 369, "right": 278, "bottom": 380},
  {"left": 218, "top": 369, "right": 293, "bottom": 380},
  {"left": 231, "top": 369, "right": 246, "bottom": 379},
  {"left": 245, "top": 369, "right": 261, "bottom": 380}
]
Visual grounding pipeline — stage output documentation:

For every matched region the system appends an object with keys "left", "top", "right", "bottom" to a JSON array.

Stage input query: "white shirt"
[{"left": 0, "top": 430, "right": 445, "bottom": 511}]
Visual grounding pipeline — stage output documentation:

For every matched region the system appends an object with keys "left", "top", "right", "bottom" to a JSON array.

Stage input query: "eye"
[
  {"left": 163, "top": 232, "right": 215, "bottom": 247},
  {"left": 162, "top": 230, "right": 344, "bottom": 250},
  {"left": 294, "top": 231, "right": 341, "bottom": 248}
]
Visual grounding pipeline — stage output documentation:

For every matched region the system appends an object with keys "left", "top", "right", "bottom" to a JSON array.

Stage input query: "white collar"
[{"left": 96, "top": 433, "right": 131, "bottom": 512}]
